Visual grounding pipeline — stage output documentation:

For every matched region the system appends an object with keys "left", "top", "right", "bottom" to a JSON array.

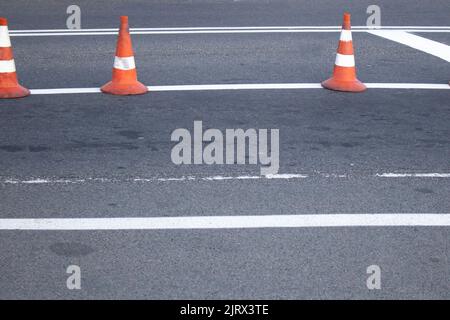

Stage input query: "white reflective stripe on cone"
[
  {"left": 113, "top": 56, "right": 136, "bottom": 70},
  {"left": 0, "top": 59, "right": 16, "bottom": 73},
  {"left": 0, "top": 26, "right": 12, "bottom": 47},
  {"left": 339, "top": 29, "right": 352, "bottom": 42},
  {"left": 335, "top": 53, "right": 355, "bottom": 67}
]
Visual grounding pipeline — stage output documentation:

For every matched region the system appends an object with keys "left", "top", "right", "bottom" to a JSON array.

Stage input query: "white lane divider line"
[
  {"left": 8, "top": 26, "right": 450, "bottom": 36},
  {"left": 30, "top": 88, "right": 101, "bottom": 94},
  {"left": 9, "top": 26, "right": 344, "bottom": 33},
  {"left": 28, "top": 83, "right": 450, "bottom": 95},
  {"left": 368, "top": 30, "right": 450, "bottom": 62},
  {"left": 2, "top": 173, "right": 450, "bottom": 185},
  {"left": 10, "top": 30, "right": 345, "bottom": 37},
  {"left": 366, "top": 83, "right": 450, "bottom": 89},
  {"left": 2, "top": 174, "right": 309, "bottom": 185},
  {"left": 1, "top": 214, "right": 449, "bottom": 230},
  {"left": 9, "top": 26, "right": 450, "bottom": 33},
  {"left": 151, "top": 83, "right": 322, "bottom": 91},
  {"left": 376, "top": 173, "right": 450, "bottom": 178}
]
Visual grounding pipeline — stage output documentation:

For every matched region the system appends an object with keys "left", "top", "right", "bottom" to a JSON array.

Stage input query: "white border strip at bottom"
[
  {"left": 28, "top": 83, "right": 450, "bottom": 95},
  {"left": 1, "top": 214, "right": 449, "bottom": 230}
]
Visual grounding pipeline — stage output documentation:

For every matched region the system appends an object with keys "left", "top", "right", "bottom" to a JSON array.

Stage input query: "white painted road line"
[
  {"left": 3, "top": 173, "right": 450, "bottom": 185},
  {"left": 8, "top": 26, "right": 450, "bottom": 36},
  {"left": 376, "top": 173, "right": 450, "bottom": 178},
  {"left": 8, "top": 26, "right": 450, "bottom": 33},
  {"left": 151, "top": 84, "right": 326, "bottom": 91},
  {"left": 1, "top": 214, "right": 449, "bottom": 230},
  {"left": 151, "top": 83, "right": 323, "bottom": 91},
  {"left": 1, "top": 174, "right": 307, "bottom": 185},
  {"left": 365, "top": 83, "right": 450, "bottom": 89},
  {"left": 368, "top": 30, "right": 450, "bottom": 62},
  {"left": 30, "top": 88, "right": 101, "bottom": 95},
  {"left": 28, "top": 83, "right": 450, "bottom": 95}
]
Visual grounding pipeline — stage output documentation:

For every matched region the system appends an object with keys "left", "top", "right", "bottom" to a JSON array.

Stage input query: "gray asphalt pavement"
[
  {"left": 0, "top": 0, "right": 449, "bottom": 299},
  {"left": 2, "top": 0, "right": 450, "bottom": 29}
]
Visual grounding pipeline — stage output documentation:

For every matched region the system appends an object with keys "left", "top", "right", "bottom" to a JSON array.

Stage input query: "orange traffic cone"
[
  {"left": 101, "top": 16, "right": 147, "bottom": 95},
  {"left": 322, "top": 13, "right": 366, "bottom": 92},
  {"left": 0, "top": 17, "right": 30, "bottom": 99}
]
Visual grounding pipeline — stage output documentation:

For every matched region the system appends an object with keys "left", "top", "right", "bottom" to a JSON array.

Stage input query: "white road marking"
[
  {"left": 368, "top": 30, "right": 450, "bottom": 62},
  {"left": 151, "top": 83, "right": 323, "bottom": 91},
  {"left": 202, "top": 175, "right": 256, "bottom": 181},
  {"left": 2, "top": 174, "right": 308, "bottom": 185},
  {"left": 9, "top": 26, "right": 344, "bottom": 33},
  {"left": 365, "top": 83, "right": 450, "bottom": 89},
  {"left": 1, "top": 214, "right": 449, "bottom": 230},
  {"left": 2, "top": 172, "right": 450, "bottom": 185},
  {"left": 265, "top": 173, "right": 308, "bottom": 179},
  {"left": 28, "top": 83, "right": 450, "bottom": 95},
  {"left": 376, "top": 173, "right": 450, "bottom": 178},
  {"left": 30, "top": 88, "right": 101, "bottom": 94},
  {"left": 8, "top": 26, "right": 450, "bottom": 36},
  {"left": 8, "top": 26, "right": 450, "bottom": 33}
]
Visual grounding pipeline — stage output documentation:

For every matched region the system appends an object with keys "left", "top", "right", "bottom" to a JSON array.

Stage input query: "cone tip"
[
  {"left": 120, "top": 16, "right": 128, "bottom": 24},
  {"left": 343, "top": 12, "right": 351, "bottom": 29},
  {"left": 0, "top": 17, "right": 8, "bottom": 26}
]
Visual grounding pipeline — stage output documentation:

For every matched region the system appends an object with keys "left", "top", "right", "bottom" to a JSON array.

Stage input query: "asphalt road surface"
[{"left": 0, "top": 0, "right": 449, "bottom": 299}]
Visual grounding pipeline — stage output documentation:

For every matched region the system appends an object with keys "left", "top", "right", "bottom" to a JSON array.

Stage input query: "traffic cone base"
[
  {"left": 102, "top": 16, "right": 148, "bottom": 96},
  {"left": 101, "top": 69, "right": 147, "bottom": 95},
  {"left": 0, "top": 83, "right": 30, "bottom": 98},
  {"left": 0, "top": 72, "right": 30, "bottom": 98},
  {"left": 0, "top": 17, "right": 30, "bottom": 99},
  {"left": 101, "top": 80, "right": 148, "bottom": 95},
  {"left": 322, "top": 78, "right": 366, "bottom": 93}
]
